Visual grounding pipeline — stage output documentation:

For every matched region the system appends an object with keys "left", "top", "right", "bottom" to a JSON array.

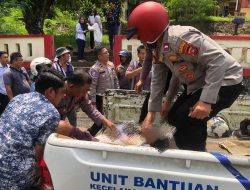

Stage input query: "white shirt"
[
  {"left": 75, "top": 23, "right": 86, "bottom": 40},
  {"left": 88, "top": 15, "right": 95, "bottom": 25},
  {"left": 0, "top": 63, "right": 9, "bottom": 95},
  {"left": 88, "top": 23, "right": 103, "bottom": 43}
]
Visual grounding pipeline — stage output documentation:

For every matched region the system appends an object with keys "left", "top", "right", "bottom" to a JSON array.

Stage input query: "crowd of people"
[
  {"left": 0, "top": 41, "right": 151, "bottom": 189},
  {"left": 0, "top": 1, "right": 245, "bottom": 190},
  {"left": 76, "top": 0, "right": 121, "bottom": 62}
]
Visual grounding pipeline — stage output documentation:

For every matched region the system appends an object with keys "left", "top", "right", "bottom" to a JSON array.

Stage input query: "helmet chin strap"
[{"left": 146, "top": 24, "right": 169, "bottom": 45}]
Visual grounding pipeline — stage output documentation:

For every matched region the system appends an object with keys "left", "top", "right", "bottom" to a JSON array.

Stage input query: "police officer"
[
  {"left": 88, "top": 46, "right": 119, "bottom": 135},
  {"left": 127, "top": 2, "right": 244, "bottom": 151},
  {"left": 116, "top": 49, "right": 132, "bottom": 89}
]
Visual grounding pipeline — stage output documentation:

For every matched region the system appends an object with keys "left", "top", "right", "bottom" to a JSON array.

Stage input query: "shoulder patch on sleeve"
[
  {"left": 89, "top": 69, "right": 98, "bottom": 78},
  {"left": 177, "top": 40, "right": 199, "bottom": 57},
  {"left": 108, "top": 61, "right": 115, "bottom": 68}
]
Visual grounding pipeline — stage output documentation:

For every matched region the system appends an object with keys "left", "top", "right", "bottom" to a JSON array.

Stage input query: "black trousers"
[
  {"left": 139, "top": 70, "right": 172, "bottom": 123},
  {"left": 88, "top": 95, "right": 103, "bottom": 136},
  {"left": 76, "top": 38, "right": 86, "bottom": 60},
  {"left": 0, "top": 93, "right": 9, "bottom": 116},
  {"left": 90, "top": 31, "right": 94, "bottom": 49},
  {"left": 108, "top": 24, "right": 119, "bottom": 50},
  {"left": 168, "top": 83, "right": 244, "bottom": 151}
]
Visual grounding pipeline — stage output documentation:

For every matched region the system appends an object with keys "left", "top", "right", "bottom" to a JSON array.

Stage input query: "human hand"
[
  {"left": 188, "top": 100, "right": 212, "bottom": 119},
  {"left": 160, "top": 100, "right": 171, "bottom": 118},
  {"left": 56, "top": 120, "right": 73, "bottom": 136},
  {"left": 105, "top": 119, "right": 116, "bottom": 129},
  {"left": 140, "top": 112, "right": 160, "bottom": 144},
  {"left": 135, "top": 80, "right": 143, "bottom": 93},
  {"left": 137, "top": 67, "right": 142, "bottom": 74}
]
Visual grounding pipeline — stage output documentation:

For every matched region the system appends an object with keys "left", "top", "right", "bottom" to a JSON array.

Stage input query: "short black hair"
[
  {"left": 0, "top": 51, "right": 8, "bottom": 57},
  {"left": 93, "top": 46, "right": 106, "bottom": 59},
  {"left": 10, "top": 52, "right": 22, "bottom": 63},
  {"left": 66, "top": 70, "right": 92, "bottom": 85},
  {"left": 35, "top": 70, "right": 65, "bottom": 94},
  {"left": 137, "top": 45, "right": 145, "bottom": 54}
]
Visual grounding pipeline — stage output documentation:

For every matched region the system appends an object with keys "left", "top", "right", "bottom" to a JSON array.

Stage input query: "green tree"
[
  {"left": 0, "top": 0, "right": 107, "bottom": 34},
  {"left": 165, "top": 0, "right": 218, "bottom": 22},
  {"left": 0, "top": 0, "right": 55, "bottom": 34}
]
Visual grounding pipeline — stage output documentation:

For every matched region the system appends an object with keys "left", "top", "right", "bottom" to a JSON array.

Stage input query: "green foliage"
[
  {"left": 78, "top": 0, "right": 109, "bottom": 18},
  {"left": 165, "top": 0, "right": 218, "bottom": 22},
  {"left": 78, "top": 0, "right": 96, "bottom": 17},
  {"left": 54, "top": 34, "right": 109, "bottom": 49},
  {"left": 0, "top": 8, "right": 27, "bottom": 34},
  {"left": 54, "top": 34, "right": 78, "bottom": 49},
  {"left": 245, "top": 16, "right": 250, "bottom": 22},
  {"left": 44, "top": 8, "right": 76, "bottom": 35}
]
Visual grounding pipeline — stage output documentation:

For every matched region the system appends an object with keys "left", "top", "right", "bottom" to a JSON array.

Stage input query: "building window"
[
  {"left": 16, "top": 43, "right": 20, "bottom": 52},
  {"left": 27, "top": 43, "right": 32, "bottom": 56},
  {"left": 4, "top": 44, "right": 9, "bottom": 54}
]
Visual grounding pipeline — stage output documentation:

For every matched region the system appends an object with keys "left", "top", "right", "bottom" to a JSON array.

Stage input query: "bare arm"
[
  {"left": 5, "top": 85, "right": 13, "bottom": 100},
  {"left": 125, "top": 67, "right": 142, "bottom": 79},
  {"left": 140, "top": 49, "right": 153, "bottom": 82}
]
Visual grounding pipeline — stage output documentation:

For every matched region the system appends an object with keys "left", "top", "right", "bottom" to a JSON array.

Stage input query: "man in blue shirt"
[
  {"left": 0, "top": 51, "right": 9, "bottom": 115},
  {"left": 0, "top": 70, "right": 66, "bottom": 189}
]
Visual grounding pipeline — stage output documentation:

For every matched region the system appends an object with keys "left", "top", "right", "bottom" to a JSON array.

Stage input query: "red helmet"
[{"left": 127, "top": 1, "right": 169, "bottom": 44}]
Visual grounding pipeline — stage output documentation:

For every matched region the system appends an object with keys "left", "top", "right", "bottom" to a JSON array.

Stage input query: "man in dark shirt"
[
  {"left": 106, "top": 0, "right": 121, "bottom": 50},
  {"left": 3, "top": 52, "right": 30, "bottom": 100}
]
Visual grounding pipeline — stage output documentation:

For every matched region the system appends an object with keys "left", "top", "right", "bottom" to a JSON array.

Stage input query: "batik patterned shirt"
[{"left": 0, "top": 92, "right": 60, "bottom": 190}]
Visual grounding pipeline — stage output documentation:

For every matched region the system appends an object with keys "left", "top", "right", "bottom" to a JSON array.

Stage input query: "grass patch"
[{"left": 205, "top": 16, "right": 233, "bottom": 22}]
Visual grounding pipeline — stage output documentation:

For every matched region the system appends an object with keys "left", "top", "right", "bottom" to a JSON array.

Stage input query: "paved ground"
[{"left": 76, "top": 110, "right": 94, "bottom": 130}]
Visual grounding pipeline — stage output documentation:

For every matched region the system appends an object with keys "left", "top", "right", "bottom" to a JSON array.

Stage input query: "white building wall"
[{"left": 0, "top": 37, "right": 45, "bottom": 61}]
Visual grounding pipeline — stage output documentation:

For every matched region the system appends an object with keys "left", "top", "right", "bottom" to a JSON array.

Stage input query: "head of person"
[
  {"left": 109, "top": 0, "right": 116, "bottom": 10},
  {"left": 56, "top": 47, "right": 70, "bottom": 63},
  {"left": 30, "top": 57, "right": 52, "bottom": 77},
  {"left": 10, "top": 52, "right": 23, "bottom": 69},
  {"left": 35, "top": 70, "right": 65, "bottom": 106},
  {"left": 137, "top": 45, "right": 146, "bottom": 62},
  {"left": 94, "top": 46, "right": 109, "bottom": 64},
  {"left": 119, "top": 49, "right": 132, "bottom": 64},
  {"left": 127, "top": 1, "right": 169, "bottom": 46},
  {"left": 0, "top": 51, "right": 8, "bottom": 65},
  {"left": 65, "top": 70, "right": 92, "bottom": 98},
  {"left": 79, "top": 16, "right": 85, "bottom": 24},
  {"left": 91, "top": 9, "right": 97, "bottom": 16},
  {"left": 95, "top": 15, "right": 101, "bottom": 25}
]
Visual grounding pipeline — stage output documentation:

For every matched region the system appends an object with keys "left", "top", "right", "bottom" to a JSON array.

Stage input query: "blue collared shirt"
[
  {"left": 0, "top": 92, "right": 60, "bottom": 189},
  {"left": 0, "top": 63, "right": 9, "bottom": 95}
]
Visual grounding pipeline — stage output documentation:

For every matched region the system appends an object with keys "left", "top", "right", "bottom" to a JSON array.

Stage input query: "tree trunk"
[{"left": 22, "top": 0, "right": 55, "bottom": 34}]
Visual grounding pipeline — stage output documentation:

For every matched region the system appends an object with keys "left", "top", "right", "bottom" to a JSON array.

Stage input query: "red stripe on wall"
[
  {"left": 22, "top": 61, "right": 30, "bottom": 70},
  {"left": 113, "top": 35, "right": 123, "bottom": 67},
  {"left": 0, "top": 34, "right": 46, "bottom": 38},
  {"left": 210, "top": 36, "right": 250, "bottom": 41},
  {"left": 43, "top": 35, "right": 54, "bottom": 60},
  {"left": 243, "top": 68, "right": 250, "bottom": 77}
]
